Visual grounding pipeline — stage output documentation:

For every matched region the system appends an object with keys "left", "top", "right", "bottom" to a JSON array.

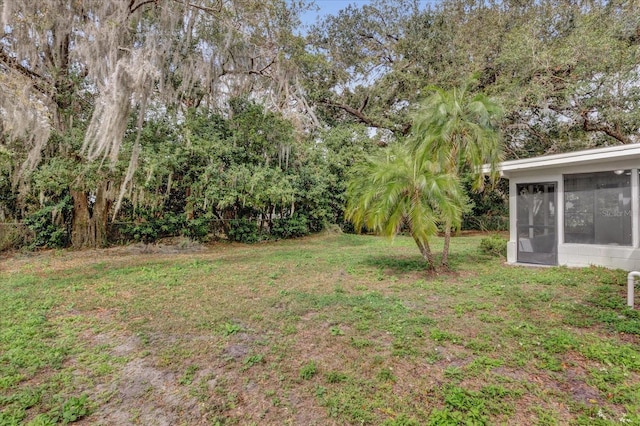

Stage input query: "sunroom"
[{"left": 491, "top": 144, "right": 640, "bottom": 270}]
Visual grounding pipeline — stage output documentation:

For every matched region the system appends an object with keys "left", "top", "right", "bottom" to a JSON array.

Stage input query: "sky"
[
  {"left": 298, "top": 0, "right": 435, "bottom": 29},
  {"left": 301, "top": 1, "right": 370, "bottom": 24}
]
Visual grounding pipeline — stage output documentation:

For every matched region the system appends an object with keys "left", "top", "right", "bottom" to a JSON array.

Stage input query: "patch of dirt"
[
  {"left": 492, "top": 366, "right": 531, "bottom": 382},
  {"left": 565, "top": 381, "right": 601, "bottom": 405},
  {"left": 222, "top": 344, "right": 250, "bottom": 360},
  {"left": 85, "top": 358, "right": 204, "bottom": 426},
  {"left": 70, "top": 328, "right": 206, "bottom": 426},
  {"left": 111, "top": 335, "right": 142, "bottom": 356},
  {"left": 79, "top": 323, "right": 336, "bottom": 425}
]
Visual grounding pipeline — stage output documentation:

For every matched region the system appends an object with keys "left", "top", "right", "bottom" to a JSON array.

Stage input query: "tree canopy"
[
  {"left": 345, "top": 145, "right": 466, "bottom": 270},
  {"left": 1, "top": 0, "right": 638, "bottom": 250},
  {"left": 409, "top": 84, "right": 503, "bottom": 267},
  {"left": 303, "top": 0, "right": 640, "bottom": 152}
]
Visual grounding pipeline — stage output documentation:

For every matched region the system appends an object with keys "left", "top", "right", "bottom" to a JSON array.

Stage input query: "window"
[{"left": 564, "top": 170, "right": 632, "bottom": 245}]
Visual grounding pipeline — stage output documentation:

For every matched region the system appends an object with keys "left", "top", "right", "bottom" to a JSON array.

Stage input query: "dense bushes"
[
  {"left": 479, "top": 234, "right": 507, "bottom": 257},
  {"left": 271, "top": 215, "right": 309, "bottom": 239},
  {"left": 226, "top": 219, "right": 260, "bottom": 243},
  {"left": 462, "top": 176, "right": 508, "bottom": 231},
  {"left": 0, "top": 98, "right": 506, "bottom": 251},
  {"left": 23, "top": 194, "right": 72, "bottom": 249},
  {"left": 118, "top": 215, "right": 311, "bottom": 245}
]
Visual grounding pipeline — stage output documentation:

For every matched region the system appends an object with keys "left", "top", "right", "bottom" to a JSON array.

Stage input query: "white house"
[{"left": 489, "top": 144, "right": 640, "bottom": 270}]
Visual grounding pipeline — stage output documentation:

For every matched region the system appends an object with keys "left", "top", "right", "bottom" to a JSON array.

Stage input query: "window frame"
[{"left": 563, "top": 170, "right": 632, "bottom": 246}]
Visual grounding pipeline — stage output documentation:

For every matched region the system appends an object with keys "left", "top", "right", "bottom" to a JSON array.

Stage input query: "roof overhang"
[{"left": 483, "top": 144, "right": 640, "bottom": 179}]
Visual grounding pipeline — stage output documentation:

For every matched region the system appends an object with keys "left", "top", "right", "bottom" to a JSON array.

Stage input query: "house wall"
[{"left": 506, "top": 158, "right": 640, "bottom": 270}]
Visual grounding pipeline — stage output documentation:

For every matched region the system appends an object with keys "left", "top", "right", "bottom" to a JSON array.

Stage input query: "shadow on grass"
[
  {"left": 447, "top": 250, "right": 498, "bottom": 269},
  {"left": 362, "top": 255, "right": 428, "bottom": 274},
  {"left": 362, "top": 250, "right": 496, "bottom": 276}
]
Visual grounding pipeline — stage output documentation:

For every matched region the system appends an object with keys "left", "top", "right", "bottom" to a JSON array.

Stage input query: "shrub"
[
  {"left": 227, "top": 219, "right": 260, "bottom": 243},
  {"left": 271, "top": 214, "right": 309, "bottom": 239},
  {"left": 479, "top": 234, "right": 507, "bottom": 257},
  {"left": 184, "top": 213, "right": 213, "bottom": 241},
  {"left": 23, "top": 194, "right": 72, "bottom": 249},
  {"left": 0, "top": 224, "right": 32, "bottom": 251},
  {"left": 121, "top": 210, "right": 186, "bottom": 244},
  {"left": 463, "top": 214, "right": 508, "bottom": 231}
]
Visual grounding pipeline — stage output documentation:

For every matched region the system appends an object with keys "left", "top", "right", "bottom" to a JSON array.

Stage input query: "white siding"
[{"left": 498, "top": 144, "right": 640, "bottom": 270}]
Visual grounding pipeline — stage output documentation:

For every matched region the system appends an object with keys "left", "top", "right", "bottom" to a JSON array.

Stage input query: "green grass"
[{"left": 1, "top": 233, "right": 639, "bottom": 424}]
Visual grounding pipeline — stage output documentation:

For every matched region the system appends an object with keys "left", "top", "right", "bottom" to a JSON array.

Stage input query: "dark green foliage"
[
  {"left": 227, "top": 219, "right": 260, "bottom": 244},
  {"left": 184, "top": 213, "right": 215, "bottom": 241},
  {"left": 479, "top": 235, "right": 507, "bottom": 257},
  {"left": 120, "top": 104, "right": 356, "bottom": 244},
  {"left": 0, "top": 169, "right": 18, "bottom": 223},
  {"left": 106, "top": 104, "right": 374, "bottom": 247},
  {"left": 462, "top": 176, "right": 508, "bottom": 231},
  {"left": 2, "top": 95, "right": 376, "bottom": 250},
  {"left": 465, "top": 215, "right": 508, "bottom": 232},
  {"left": 271, "top": 215, "right": 309, "bottom": 239},
  {"left": 23, "top": 194, "right": 72, "bottom": 249},
  {"left": 120, "top": 210, "right": 186, "bottom": 244}
]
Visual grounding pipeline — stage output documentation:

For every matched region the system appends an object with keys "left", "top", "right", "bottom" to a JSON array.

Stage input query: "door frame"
[{"left": 515, "top": 182, "right": 558, "bottom": 265}]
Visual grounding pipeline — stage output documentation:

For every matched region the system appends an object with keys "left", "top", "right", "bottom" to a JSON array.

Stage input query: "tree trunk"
[
  {"left": 441, "top": 224, "right": 452, "bottom": 269},
  {"left": 71, "top": 189, "right": 92, "bottom": 249},
  {"left": 413, "top": 235, "right": 436, "bottom": 271},
  {"left": 70, "top": 181, "right": 112, "bottom": 249},
  {"left": 93, "top": 181, "right": 113, "bottom": 247}
]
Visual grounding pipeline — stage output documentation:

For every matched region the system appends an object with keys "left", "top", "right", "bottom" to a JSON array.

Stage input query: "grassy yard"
[{"left": 1, "top": 233, "right": 639, "bottom": 425}]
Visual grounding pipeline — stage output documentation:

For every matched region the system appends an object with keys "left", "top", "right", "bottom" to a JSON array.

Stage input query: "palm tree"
[
  {"left": 345, "top": 145, "right": 466, "bottom": 271},
  {"left": 411, "top": 84, "right": 503, "bottom": 268}
]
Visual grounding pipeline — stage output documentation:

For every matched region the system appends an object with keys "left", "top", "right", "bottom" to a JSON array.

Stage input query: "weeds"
[
  {"left": 299, "top": 361, "right": 317, "bottom": 380},
  {"left": 178, "top": 365, "right": 199, "bottom": 385},
  {"left": 242, "top": 354, "right": 264, "bottom": 370},
  {"left": 222, "top": 322, "right": 242, "bottom": 336}
]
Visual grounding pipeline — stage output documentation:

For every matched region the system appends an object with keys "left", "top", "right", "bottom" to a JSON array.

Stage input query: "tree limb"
[
  {"left": 580, "top": 110, "right": 629, "bottom": 144},
  {"left": 0, "top": 48, "right": 51, "bottom": 95},
  {"left": 321, "top": 98, "right": 382, "bottom": 128},
  {"left": 250, "top": 57, "right": 276, "bottom": 76},
  {"left": 129, "top": 0, "right": 157, "bottom": 14},
  {"left": 358, "top": 95, "right": 369, "bottom": 113},
  {"left": 321, "top": 98, "right": 411, "bottom": 136},
  {"left": 170, "top": 0, "right": 222, "bottom": 15},
  {"left": 220, "top": 56, "right": 275, "bottom": 77},
  {"left": 129, "top": 0, "right": 222, "bottom": 15}
]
